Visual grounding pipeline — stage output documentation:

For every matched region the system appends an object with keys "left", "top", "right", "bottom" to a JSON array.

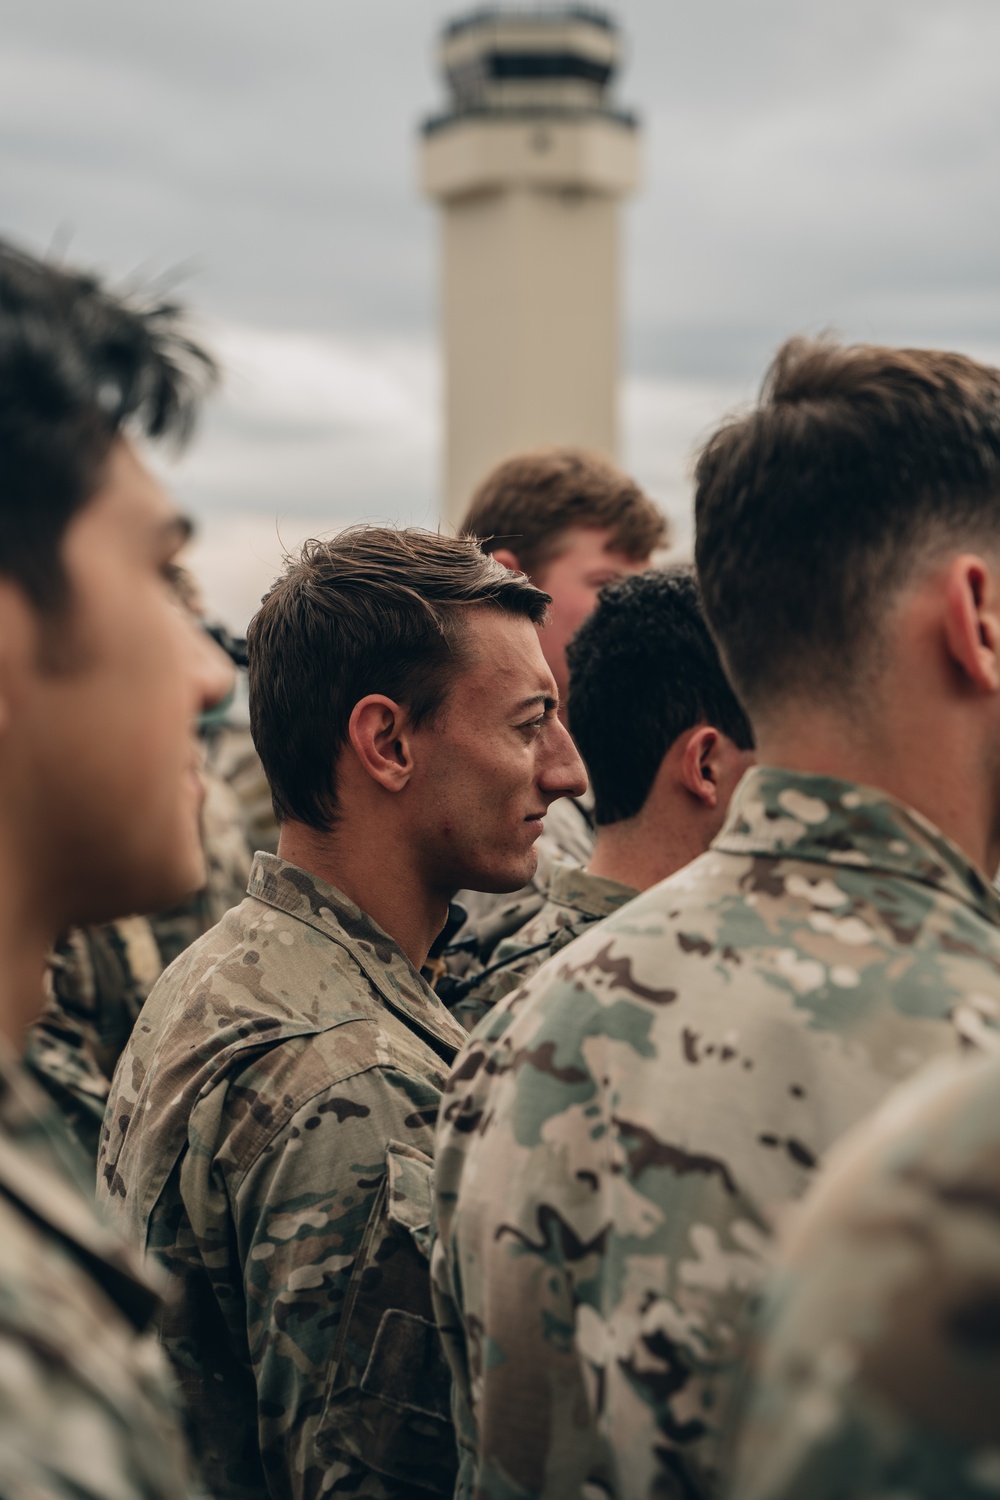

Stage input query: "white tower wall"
[{"left": 421, "top": 10, "right": 640, "bottom": 525}]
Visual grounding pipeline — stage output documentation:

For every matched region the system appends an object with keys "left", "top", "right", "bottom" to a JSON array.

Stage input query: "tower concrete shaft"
[{"left": 421, "top": 7, "right": 640, "bottom": 525}]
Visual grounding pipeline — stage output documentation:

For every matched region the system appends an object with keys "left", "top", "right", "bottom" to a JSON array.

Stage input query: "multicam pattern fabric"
[
  {"left": 727, "top": 1049, "right": 1000, "bottom": 1500},
  {"left": 99, "top": 852, "right": 467, "bottom": 1500},
  {"left": 25, "top": 916, "right": 163, "bottom": 1161},
  {"left": 0, "top": 1040, "right": 204, "bottom": 1500},
  {"left": 451, "top": 862, "right": 637, "bottom": 1030},
  {"left": 26, "top": 763, "right": 253, "bottom": 1165},
  {"left": 147, "top": 763, "right": 254, "bottom": 968},
  {"left": 431, "top": 767, "right": 1000, "bottom": 1500}
]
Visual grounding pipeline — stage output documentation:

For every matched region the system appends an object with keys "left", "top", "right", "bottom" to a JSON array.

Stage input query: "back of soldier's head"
[
  {"left": 566, "top": 569, "right": 753, "bottom": 826},
  {"left": 459, "top": 447, "right": 667, "bottom": 579},
  {"left": 0, "top": 237, "right": 214, "bottom": 614},
  {"left": 695, "top": 336, "right": 1000, "bottom": 722}
]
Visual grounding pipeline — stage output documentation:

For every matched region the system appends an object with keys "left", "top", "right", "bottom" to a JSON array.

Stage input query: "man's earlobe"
[
  {"left": 347, "top": 696, "right": 414, "bottom": 793},
  {"left": 680, "top": 726, "right": 720, "bottom": 808},
  {"left": 944, "top": 556, "right": 1000, "bottom": 694}
]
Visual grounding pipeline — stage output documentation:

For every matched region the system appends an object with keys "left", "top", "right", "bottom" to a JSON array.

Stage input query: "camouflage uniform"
[
  {"left": 25, "top": 916, "right": 163, "bottom": 1161},
  {"left": 0, "top": 1038, "right": 205, "bottom": 1500},
  {"left": 205, "top": 721, "right": 280, "bottom": 856},
  {"left": 26, "top": 762, "right": 253, "bottom": 1164},
  {"left": 451, "top": 861, "right": 636, "bottom": 1031},
  {"left": 726, "top": 1048, "right": 1000, "bottom": 1500},
  {"left": 147, "top": 759, "right": 255, "bottom": 967},
  {"left": 99, "top": 851, "right": 467, "bottom": 1500},
  {"left": 431, "top": 767, "right": 1000, "bottom": 1500}
]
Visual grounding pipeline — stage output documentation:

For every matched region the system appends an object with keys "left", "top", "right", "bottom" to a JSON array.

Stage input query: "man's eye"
[{"left": 518, "top": 717, "right": 544, "bottom": 736}]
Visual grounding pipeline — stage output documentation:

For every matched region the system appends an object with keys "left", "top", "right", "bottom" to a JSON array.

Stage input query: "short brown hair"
[
  {"left": 695, "top": 336, "right": 1000, "bottom": 716},
  {"left": 460, "top": 447, "right": 668, "bottom": 578},
  {"left": 248, "top": 526, "right": 550, "bottom": 830}
]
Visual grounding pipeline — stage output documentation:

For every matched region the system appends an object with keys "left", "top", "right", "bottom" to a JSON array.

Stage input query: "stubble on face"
[{"left": 407, "top": 609, "right": 583, "bottom": 896}]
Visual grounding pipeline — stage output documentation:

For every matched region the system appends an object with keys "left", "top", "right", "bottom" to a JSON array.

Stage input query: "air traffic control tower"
[{"left": 420, "top": 7, "right": 640, "bottom": 524}]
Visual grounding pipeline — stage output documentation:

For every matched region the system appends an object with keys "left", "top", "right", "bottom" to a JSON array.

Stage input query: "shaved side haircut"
[{"left": 695, "top": 337, "right": 1000, "bottom": 716}]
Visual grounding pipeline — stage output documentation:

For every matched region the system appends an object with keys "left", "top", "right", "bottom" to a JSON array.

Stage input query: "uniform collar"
[
  {"left": 546, "top": 861, "right": 637, "bottom": 921},
  {"left": 247, "top": 853, "right": 466, "bottom": 1056},
  {"left": 715, "top": 766, "right": 1000, "bottom": 926}
]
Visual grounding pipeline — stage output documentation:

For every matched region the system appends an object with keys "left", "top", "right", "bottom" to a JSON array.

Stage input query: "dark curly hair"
[
  {"left": 567, "top": 568, "right": 753, "bottom": 826},
  {"left": 0, "top": 237, "right": 215, "bottom": 610}
]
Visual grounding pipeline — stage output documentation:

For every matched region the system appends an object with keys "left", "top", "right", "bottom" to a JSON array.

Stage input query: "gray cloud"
[
  {"left": 6, "top": 0, "right": 998, "bottom": 354},
  {"left": 3, "top": 0, "right": 998, "bottom": 619}
]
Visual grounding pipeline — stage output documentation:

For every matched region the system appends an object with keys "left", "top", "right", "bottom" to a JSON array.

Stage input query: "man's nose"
[
  {"left": 539, "top": 720, "right": 588, "bottom": 804},
  {"left": 192, "top": 621, "right": 236, "bottom": 716}
]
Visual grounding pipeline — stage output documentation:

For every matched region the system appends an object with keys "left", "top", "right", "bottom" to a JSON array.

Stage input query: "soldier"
[
  {"left": 457, "top": 448, "right": 667, "bottom": 924},
  {"left": 448, "top": 568, "right": 754, "bottom": 1030},
  {"left": 98, "top": 528, "right": 586, "bottom": 1500},
  {"left": 0, "top": 238, "right": 231, "bottom": 1495},
  {"left": 24, "top": 572, "right": 253, "bottom": 1164},
  {"left": 431, "top": 337, "right": 1000, "bottom": 1500},
  {"left": 726, "top": 1046, "right": 1000, "bottom": 1500}
]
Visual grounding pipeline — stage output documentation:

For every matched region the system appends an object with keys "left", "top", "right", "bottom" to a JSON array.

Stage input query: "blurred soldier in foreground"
[
  {"left": 0, "top": 239, "right": 230, "bottom": 1495},
  {"left": 727, "top": 1047, "right": 1000, "bottom": 1500},
  {"left": 25, "top": 572, "right": 253, "bottom": 1161},
  {"left": 99, "top": 529, "right": 585, "bottom": 1500},
  {"left": 457, "top": 448, "right": 666, "bottom": 923},
  {"left": 450, "top": 569, "right": 754, "bottom": 1030},
  {"left": 432, "top": 338, "right": 1000, "bottom": 1500}
]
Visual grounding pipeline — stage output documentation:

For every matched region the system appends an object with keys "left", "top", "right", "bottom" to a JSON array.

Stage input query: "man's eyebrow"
[{"left": 514, "top": 692, "right": 557, "bottom": 713}]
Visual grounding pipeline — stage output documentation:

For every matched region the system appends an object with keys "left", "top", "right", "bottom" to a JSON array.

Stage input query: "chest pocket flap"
[{"left": 319, "top": 1139, "right": 457, "bottom": 1495}]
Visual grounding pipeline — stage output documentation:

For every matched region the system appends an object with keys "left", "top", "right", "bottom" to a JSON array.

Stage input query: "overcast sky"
[{"left": 4, "top": 0, "right": 999, "bottom": 625}]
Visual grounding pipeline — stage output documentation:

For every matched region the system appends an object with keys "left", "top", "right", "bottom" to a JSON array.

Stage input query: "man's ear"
[
  {"left": 0, "top": 581, "right": 40, "bottom": 743},
  {"left": 943, "top": 555, "right": 1000, "bottom": 694},
  {"left": 347, "top": 695, "right": 414, "bottom": 793},
  {"left": 679, "top": 725, "right": 721, "bottom": 808},
  {"left": 490, "top": 547, "right": 524, "bottom": 576}
]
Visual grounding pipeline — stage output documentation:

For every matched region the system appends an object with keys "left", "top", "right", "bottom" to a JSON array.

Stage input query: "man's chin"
[{"left": 461, "top": 854, "right": 539, "bottom": 896}]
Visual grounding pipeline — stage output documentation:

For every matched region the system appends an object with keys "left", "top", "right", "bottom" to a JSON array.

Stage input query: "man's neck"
[
  {"left": 755, "top": 712, "right": 999, "bottom": 878},
  {"left": 276, "top": 821, "right": 449, "bottom": 973},
  {"left": 586, "top": 810, "right": 710, "bottom": 894}
]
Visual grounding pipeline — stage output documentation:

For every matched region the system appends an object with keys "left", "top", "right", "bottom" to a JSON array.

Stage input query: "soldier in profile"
[
  {"left": 99, "top": 528, "right": 585, "bottom": 1500},
  {"left": 432, "top": 338, "right": 1000, "bottom": 1500},
  {"left": 457, "top": 448, "right": 667, "bottom": 915},
  {"left": 449, "top": 568, "right": 754, "bottom": 1030},
  {"left": 0, "top": 238, "right": 231, "bottom": 1494},
  {"left": 25, "top": 565, "right": 253, "bottom": 1163}
]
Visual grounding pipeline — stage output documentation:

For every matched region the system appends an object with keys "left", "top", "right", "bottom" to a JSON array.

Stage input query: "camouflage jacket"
[
  {"left": 0, "top": 1040, "right": 204, "bottom": 1499},
  {"left": 431, "top": 767, "right": 1000, "bottom": 1500},
  {"left": 727, "top": 1047, "right": 1000, "bottom": 1500},
  {"left": 25, "top": 916, "right": 163, "bottom": 1161},
  {"left": 451, "top": 862, "right": 637, "bottom": 1030},
  {"left": 26, "top": 764, "right": 253, "bottom": 1166},
  {"left": 98, "top": 852, "right": 467, "bottom": 1500}
]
